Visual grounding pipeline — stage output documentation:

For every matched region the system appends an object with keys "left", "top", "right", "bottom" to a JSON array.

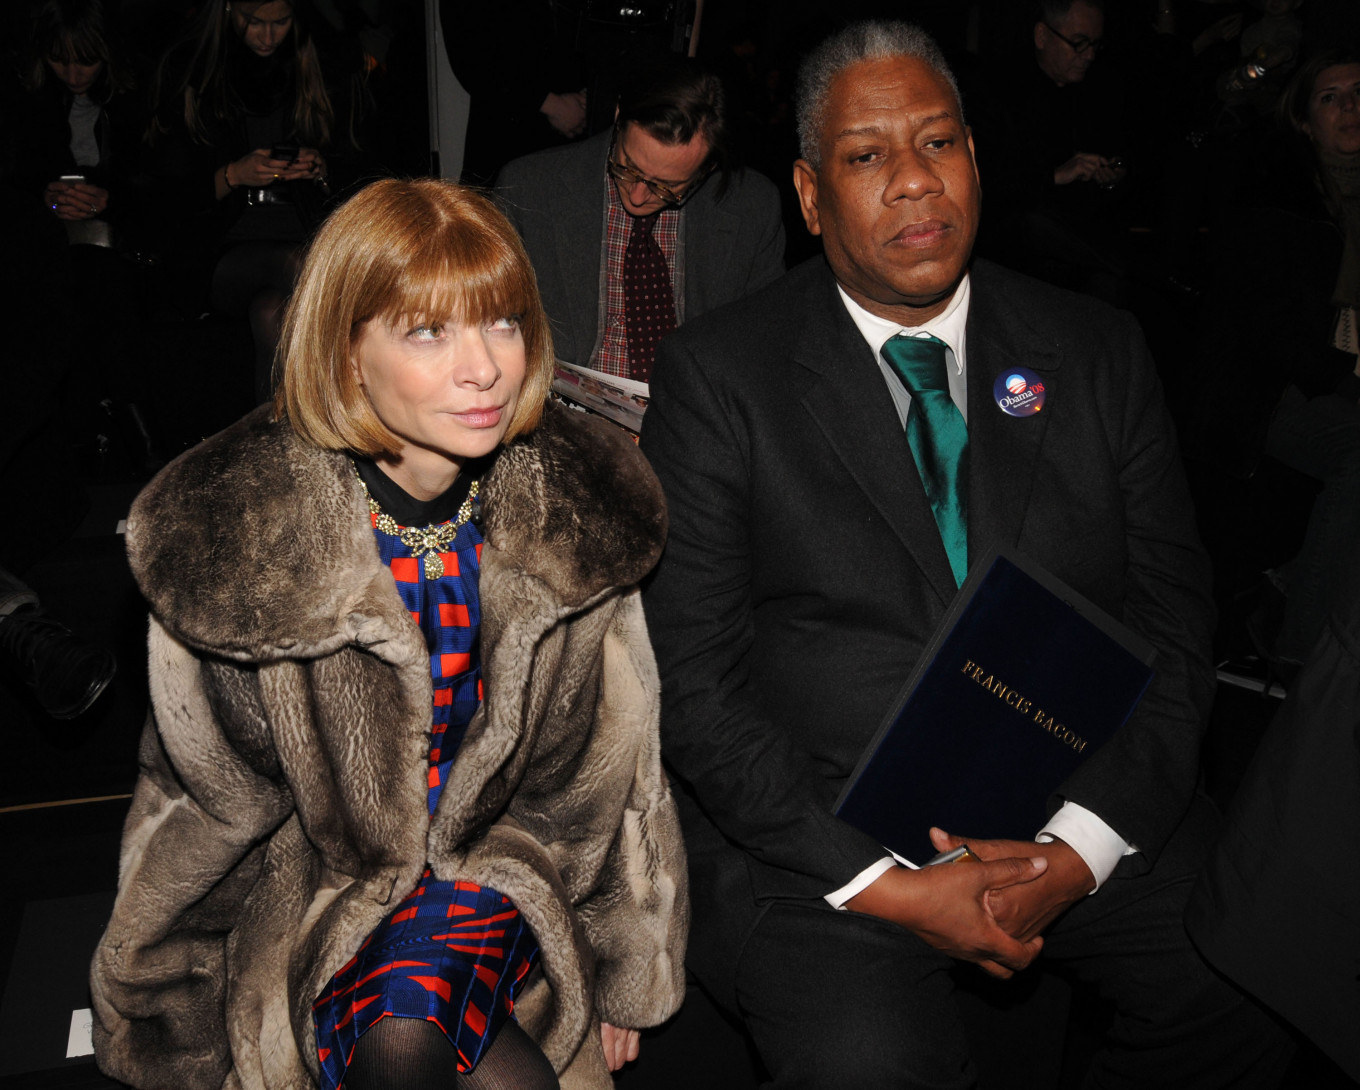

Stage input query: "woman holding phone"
[{"left": 146, "top": 0, "right": 360, "bottom": 399}]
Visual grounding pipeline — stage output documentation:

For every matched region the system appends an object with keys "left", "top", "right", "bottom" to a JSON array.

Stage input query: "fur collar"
[{"left": 127, "top": 402, "right": 666, "bottom": 659}]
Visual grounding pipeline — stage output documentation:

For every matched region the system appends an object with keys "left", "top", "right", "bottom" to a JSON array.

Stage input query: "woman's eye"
[
  {"left": 409, "top": 324, "right": 442, "bottom": 341},
  {"left": 489, "top": 315, "right": 521, "bottom": 332}
]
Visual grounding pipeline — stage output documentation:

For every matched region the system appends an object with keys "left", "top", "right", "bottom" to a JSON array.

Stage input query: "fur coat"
[{"left": 89, "top": 403, "right": 688, "bottom": 1090}]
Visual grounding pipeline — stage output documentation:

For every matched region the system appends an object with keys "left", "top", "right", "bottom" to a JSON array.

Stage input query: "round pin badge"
[{"left": 992, "top": 368, "right": 1046, "bottom": 417}]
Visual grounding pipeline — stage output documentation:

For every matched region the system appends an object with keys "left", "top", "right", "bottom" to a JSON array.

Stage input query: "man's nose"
[{"left": 885, "top": 150, "right": 944, "bottom": 203}]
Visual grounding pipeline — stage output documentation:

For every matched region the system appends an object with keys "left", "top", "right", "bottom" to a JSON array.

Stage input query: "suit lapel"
[
  {"left": 792, "top": 265, "right": 959, "bottom": 607},
  {"left": 964, "top": 265, "right": 1058, "bottom": 560}
]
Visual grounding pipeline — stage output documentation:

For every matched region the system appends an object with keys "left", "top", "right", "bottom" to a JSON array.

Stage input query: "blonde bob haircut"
[{"left": 276, "top": 178, "right": 554, "bottom": 457}]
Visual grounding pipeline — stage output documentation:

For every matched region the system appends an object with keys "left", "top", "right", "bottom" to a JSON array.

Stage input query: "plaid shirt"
[{"left": 593, "top": 173, "right": 681, "bottom": 379}]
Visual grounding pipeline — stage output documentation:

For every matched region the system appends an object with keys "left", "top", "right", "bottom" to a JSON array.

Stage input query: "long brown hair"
[
  {"left": 276, "top": 180, "right": 555, "bottom": 457},
  {"left": 147, "top": 0, "right": 334, "bottom": 147}
]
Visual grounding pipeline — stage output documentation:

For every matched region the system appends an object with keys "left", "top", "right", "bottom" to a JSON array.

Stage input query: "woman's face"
[
  {"left": 230, "top": 0, "right": 294, "bottom": 58},
  {"left": 46, "top": 55, "right": 102, "bottom": 96},
  {"left": 352, "top": 312, "right": 527, "bottom": 493},
  {"left": 1305, "top": 63, "right": 1360, "bottom": 158}
]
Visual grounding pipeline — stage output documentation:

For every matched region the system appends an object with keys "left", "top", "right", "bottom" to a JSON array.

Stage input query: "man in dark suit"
[
  {"left": 640, "top": 20, "right": 1289, "bottom": 1088},
  {"left": 496, "top": 59, "right": 785, "bottom": 379}
]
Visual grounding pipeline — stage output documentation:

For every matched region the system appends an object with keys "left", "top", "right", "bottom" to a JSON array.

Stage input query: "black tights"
[{"left": 342, "top": 1017, "right": 559, "bottom": 1090}]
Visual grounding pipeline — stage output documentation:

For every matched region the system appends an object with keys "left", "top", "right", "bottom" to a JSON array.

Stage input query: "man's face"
[
  {"left": 1035, "top": 2, "right": 1104, "bottom": 87},
  {"left": 610, "top": 122, "right": 712, "bottom": 216},
  {"left": 793, "top": 55, "right": 980, "bottom": 325}
]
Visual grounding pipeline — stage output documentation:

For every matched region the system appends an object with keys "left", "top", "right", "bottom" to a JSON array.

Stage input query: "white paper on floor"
[{"left": 66, "top": 1008, "right": 93, "bottom": 1058}]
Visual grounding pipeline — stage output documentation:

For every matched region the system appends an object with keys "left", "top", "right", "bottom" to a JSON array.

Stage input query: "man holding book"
[{"left": 640, "top": 19, "right": 1288, "bottom": 1088}]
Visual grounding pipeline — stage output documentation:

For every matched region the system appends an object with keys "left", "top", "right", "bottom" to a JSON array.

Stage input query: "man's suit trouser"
[{"left": 729, "top": 796, "right": 1293, "bottom": 1089}]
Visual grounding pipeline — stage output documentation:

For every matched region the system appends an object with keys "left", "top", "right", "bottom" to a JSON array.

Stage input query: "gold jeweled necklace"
[{"left": 353, "top": 464, "right": 481, "bottom": 580}]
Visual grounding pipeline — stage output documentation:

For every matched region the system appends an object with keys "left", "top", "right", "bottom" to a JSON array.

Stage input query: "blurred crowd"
[{"left": 2, "top": 0, "right": 1359, "bottom": 717}]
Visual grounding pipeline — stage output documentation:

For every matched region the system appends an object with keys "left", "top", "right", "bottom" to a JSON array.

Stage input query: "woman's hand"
[
  {"left": 44, "top": 178, "right": 109, "bottom": 220},
  {"left": 600, "top": 1022, "right": 640, "bottom": 1071},
  {"left": 218, "top": 148, "right": 327, "bottom": 199},
  {"left": 284, "top": 147, "right": 327, "bottom": 183}
]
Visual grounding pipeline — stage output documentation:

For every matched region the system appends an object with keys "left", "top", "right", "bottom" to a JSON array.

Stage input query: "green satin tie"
[{"left": 881, "top": 334, "right": 969, "bottom": 587}]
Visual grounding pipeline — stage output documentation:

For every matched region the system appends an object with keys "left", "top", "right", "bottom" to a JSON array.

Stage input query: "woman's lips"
[{"left": 448, "top": 406, "right": 505, "bottom": 428}]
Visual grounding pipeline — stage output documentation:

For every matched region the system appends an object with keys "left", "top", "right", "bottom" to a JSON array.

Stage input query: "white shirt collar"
[{"left": 836, "top": 273, "right": 971, "bottom": 374}]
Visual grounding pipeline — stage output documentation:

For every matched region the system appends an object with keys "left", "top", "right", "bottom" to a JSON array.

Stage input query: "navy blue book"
[{"left": 834, "top": 548, "right": 1156, "bottom": 866}]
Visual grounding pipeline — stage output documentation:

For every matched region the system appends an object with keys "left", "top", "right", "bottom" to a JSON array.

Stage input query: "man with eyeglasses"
[
  {"left": 968, "top": 0, "right": 1135, "bottom": 305},
  {"left": 497, "top": 59, "right": 785, "bottom": 382},
  {"left": 1033, "top": 0, "right": 1124, "bottom": 189}
]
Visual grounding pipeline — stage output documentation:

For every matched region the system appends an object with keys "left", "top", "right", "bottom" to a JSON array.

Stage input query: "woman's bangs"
[
  {"left": 382, "top": 237, "right": 528, "bottom": 330},
  {"left": 48, "top": 27, "right": 105, "bottom": 67}
]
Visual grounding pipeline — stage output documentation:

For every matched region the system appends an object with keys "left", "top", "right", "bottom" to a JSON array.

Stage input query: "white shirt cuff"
[
  {"left": 825, "top": 856, "right": 899, "bottom": 909},
  {"left": 1036, "top": 801, "right": 1136, "bottom": 891}
]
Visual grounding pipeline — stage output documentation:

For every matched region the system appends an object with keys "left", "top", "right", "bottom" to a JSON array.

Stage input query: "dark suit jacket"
[
  {"left": 495, "top": 130, "right": 786, "bottom": 366},
  {"left": 640, "top": 257, "right": 1216, "bottom": 999}
]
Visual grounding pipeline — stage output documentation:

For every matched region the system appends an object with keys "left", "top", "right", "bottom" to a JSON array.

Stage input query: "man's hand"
[
  {"left": 1054, "top": 152, "right": 1112, "bottom": 185},
  {"left": 541, "top": 89, "right": 588, "bottom": 138},
  {"left": 929, "top": 828, "right": 1095, "bottom": 944},
  {"left": 600, "top": 1022, "right": 640, "bottom": 1071},
  {"left": 845, "top": 852, "right": 1049, "bottom": 979}
]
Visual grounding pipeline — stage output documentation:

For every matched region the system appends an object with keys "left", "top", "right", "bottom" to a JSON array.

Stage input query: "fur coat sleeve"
[{"left": 89, "top": 403, "right": 688, "bottom": 1090}]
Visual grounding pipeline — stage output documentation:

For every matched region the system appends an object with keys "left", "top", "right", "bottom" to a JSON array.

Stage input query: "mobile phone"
[
  {"left": 59, "top": 174, "right": 87, "bottom": 183},
  {"left": 269, "top": 145, "right": 299, "bottom": 164}
]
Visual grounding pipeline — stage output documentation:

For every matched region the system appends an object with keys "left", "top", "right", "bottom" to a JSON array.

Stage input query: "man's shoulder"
[
  {"left": 701, "top": 164, "right": 781, "bottom": 213},
  {"left": 668, "top": 257, "right": 831, "bottom": 351},
  {"left": 497, "top": 132, "right": 607, "bottom": 190},
  {"left": 970, "top": 259, "right": 1141, "bottom": 349}
]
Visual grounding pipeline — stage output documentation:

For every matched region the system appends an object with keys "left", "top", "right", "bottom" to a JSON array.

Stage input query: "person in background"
[
  {"left": 440, "top": 0, "right": 588, "bottom": 189},
  {"left": 7, "top": 0, "right": 157, "bottom": 470},
  {"left": 969, "top": 0, "right": 1137, "bottom": 305},
  {"left": 17, "top": 0, "right": 140, "bottom": 247},
  {"left": 1189, "top": 49, "right": 1360, "bottom": 671},
  {"left": 90, "top": 180, "right": 687, "bottom": 1090},
  {"left": 144, "top": 0, "right": 357, "bottom": 401},
  {"left": 496, "top": 57, "right": 784, "bottom": 382}
]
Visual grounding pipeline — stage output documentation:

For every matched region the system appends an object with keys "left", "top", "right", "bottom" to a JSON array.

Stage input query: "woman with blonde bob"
[{"left": 90, "top": 179, "right": 688, "bottom": 1090}]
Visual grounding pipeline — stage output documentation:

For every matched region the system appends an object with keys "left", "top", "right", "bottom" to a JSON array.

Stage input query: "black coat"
[
  {"left": 640, "top": 257, "right": 1216, "bottom": 1002},
  {"left": 1185, "top": 571, "right": 1360, "bottom": 1082}
]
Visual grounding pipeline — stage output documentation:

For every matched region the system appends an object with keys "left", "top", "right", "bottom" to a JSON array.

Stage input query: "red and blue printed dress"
[{"left": 312, "top": 464, "right": 540, "bottom": 1087}]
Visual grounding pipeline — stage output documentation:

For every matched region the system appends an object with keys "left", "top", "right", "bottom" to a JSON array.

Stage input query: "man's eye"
[
  {"left": 924, "top": 138, "right": 954, "bottom": 151},
  {"left": 1320, "top": 92, "right": 1336, "bottom": 104},
  {"left": 850, "top": 151, "right": 878, "bottom": 164}
]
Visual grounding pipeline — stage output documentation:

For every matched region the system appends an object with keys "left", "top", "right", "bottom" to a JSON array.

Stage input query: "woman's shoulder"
[
  {"left": 126, "top": 407, "right": 375, "bottom": 653},
  {"left": 481, "top": 403, "right": 667, "bottom": 603}
]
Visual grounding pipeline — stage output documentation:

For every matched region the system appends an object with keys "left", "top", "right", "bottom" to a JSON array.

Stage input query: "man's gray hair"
[{"left": 795, "top": 21, "right": 963, "bottom": 168}]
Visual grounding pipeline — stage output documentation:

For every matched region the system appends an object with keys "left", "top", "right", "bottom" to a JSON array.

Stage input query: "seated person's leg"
[
  {"left": 733, "top": 901, "right": 976, "bottom": 1090},
  {"left": 344, "top": 1016, "right": 558, "bottom": 1090},
  {"left": 1042, "top": 795, "right": 1293, "bottom": 1089},
  {"left": 1263, "top": 387, "right": 1360, "bottom": 661}
]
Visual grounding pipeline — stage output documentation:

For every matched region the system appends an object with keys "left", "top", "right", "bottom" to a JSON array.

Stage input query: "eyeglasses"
[
  {"left": 606, "top": 127, "right": 714, "bottom": 208},
  {"left": 1042, "top": 22, "right": 1104, "bottom": 55}
]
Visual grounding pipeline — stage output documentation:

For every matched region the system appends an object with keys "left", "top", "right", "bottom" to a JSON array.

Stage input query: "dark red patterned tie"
[{"left": 623, "top": 213, "right": 677, "bottom": 383}]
